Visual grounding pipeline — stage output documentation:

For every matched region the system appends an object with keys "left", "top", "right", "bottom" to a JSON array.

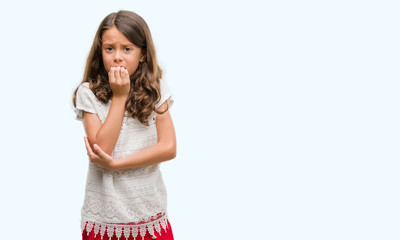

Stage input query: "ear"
[{"left": 140, "top": 50, "right": 147, "bottom": 62}]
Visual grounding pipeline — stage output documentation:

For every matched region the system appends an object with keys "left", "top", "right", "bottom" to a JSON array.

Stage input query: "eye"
[
  {"left": 124, "top": 47, "right": 132, "bottom": 52},
  {"left": 105, "top": 47, "right": 113, "bottom": 51}
]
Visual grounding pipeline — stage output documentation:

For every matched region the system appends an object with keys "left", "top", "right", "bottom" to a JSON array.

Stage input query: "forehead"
[{"left": 102, "top": 27, "right": 133, "bottom": 45}]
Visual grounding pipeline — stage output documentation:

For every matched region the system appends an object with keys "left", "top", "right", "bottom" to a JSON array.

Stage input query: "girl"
[{"left": 72, "top": 10, "right": 176, "bottom": 240}]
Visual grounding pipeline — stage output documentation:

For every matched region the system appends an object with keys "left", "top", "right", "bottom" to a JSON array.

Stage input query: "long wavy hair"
[{"left": 72, "top": 10, "right": 167, "bottom": 126}]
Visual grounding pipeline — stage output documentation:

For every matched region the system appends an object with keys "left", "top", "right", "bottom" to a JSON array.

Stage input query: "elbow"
[
  {"left": 89, "top": 138, "right": 113, "bottom": 155},
  {"left": 91, "top": 142, "right": 113, "bottom": 156},
  {"left": 170, "top": 147, "right": 177, "bottom": 160},
  {"left": 164, "top": 142, "right": 177, "bottom": 160},
  {"left": 92, "top": 136, "right": 113, "bottom": 155}
]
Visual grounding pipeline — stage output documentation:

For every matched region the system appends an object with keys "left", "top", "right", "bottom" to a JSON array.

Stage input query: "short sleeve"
[
  {"left": 155, "top": 79, "right": 174, "bottom": 109},
  {"left": 74, "top": 82, "right": 99, "bottom": 121}
]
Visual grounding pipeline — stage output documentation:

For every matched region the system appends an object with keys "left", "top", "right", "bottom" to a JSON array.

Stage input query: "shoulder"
[
  {"left": 77, "top": 82, "right": 93, "bottom": 95},
  {"left": 155, "top": 79, "right": 174, "bottom": 109},
  {"left": 78, "top": 82, "right": 90, "bottom": 90},
  {"left": 76, "top": 82, "right": 99, "bottom": 103},
  {"left": 159, "top": 79, "right": 171, "bottom": 94}
]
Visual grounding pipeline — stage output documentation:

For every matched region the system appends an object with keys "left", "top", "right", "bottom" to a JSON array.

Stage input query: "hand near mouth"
[{"left": 108, "top": 66, "right": 130, "bottom": 98}]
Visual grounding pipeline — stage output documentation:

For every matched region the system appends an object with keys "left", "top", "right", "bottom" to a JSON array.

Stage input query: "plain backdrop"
[{"left": 0, "top": 0, "right": 399, "bottom": 239}]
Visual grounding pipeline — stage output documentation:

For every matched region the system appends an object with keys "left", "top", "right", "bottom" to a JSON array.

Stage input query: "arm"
[
  {"left": 85, "top": 101, "right": 177, "bottom": 171},
  {"left": 83, "top": 67, "right": 130, "bottom": 155},
  {"left": 83, "top": 96, "right": 127, "bottom": 155},
  {"left": 114, "top": 101, "right": 177, "bottom": 170}
]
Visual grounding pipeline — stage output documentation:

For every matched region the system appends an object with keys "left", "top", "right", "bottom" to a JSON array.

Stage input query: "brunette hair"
[{"left": 72, "top": 10, "right": 167, "bottom": 126}]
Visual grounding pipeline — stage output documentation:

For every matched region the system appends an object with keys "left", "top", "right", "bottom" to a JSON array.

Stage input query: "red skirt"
[{"left": 82, "top": 220, "right": 174, "bottom": 240}]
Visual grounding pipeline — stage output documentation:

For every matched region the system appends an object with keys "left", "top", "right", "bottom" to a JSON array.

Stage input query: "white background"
[{"left": 0, "top": 0, "right": 399, "bottom": 239}]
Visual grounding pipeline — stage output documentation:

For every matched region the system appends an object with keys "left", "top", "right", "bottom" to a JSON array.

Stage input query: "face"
[{"left": 101, "top": 26, "right": 144, "bottom": 76}]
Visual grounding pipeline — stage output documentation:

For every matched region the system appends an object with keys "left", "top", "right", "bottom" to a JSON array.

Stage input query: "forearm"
[
  {"left": 113, "top": 142, "right": 176, "bottom": 171},
  {"left": 93, "top": 96, "right": 127, "bottom": 155}
]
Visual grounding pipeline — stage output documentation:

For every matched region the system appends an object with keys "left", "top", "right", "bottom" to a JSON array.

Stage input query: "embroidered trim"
[{"left": 81, "top": 214, "right": 169, "bottom": 240}]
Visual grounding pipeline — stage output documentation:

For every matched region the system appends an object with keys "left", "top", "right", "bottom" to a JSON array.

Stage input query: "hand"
[
  {"left": 84, "top": 136, "right": 116, "bottom": 171},
  {"left": 108, "top": 66, "right": 130, "bottom": 98}
]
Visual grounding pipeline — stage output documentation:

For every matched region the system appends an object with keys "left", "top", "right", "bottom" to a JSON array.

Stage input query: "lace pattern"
[
  {"left": 74, "top": 80, "right": 174, "bottom": 240},
  {"left": 82, "top": 181, "right": 167, "bottom": 223},
  {"left": 81, "top": 213, "right": 169, "bottom": 240}
]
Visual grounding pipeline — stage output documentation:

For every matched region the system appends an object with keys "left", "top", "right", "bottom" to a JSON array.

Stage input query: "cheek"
[
  {"left": 103, "top": 63, "right": 110, "bottom": 72},
  {"left": 127, "top": 59, "right": 141, "bottom": 75},
  {"left": 102, "top": 55, "right": 112, "bottom": 72}
]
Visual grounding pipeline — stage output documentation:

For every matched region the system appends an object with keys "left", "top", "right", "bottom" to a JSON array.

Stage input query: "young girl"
[{"left": 72, "top": 10, "right": 176, "bottom": 240}]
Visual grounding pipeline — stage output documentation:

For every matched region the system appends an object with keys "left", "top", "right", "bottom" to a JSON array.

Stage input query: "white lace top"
[{"left": 74, "top": 80, "right": 174, "bottom": 240}]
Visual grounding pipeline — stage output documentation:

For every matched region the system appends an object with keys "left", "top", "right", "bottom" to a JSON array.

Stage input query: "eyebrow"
[{"left": 102, "top": 42, "right": 135, "bottom": 47}]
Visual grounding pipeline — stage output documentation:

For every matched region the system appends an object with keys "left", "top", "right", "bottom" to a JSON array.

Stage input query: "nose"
[{"left": 113, "top": 50, "right": 123, "bottom": 62}]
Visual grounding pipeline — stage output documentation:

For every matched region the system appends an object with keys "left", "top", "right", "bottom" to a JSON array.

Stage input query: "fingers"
[
  {"left": 114, "top": 67, "right": 121, "bottom": 85},
  {"left": 108, "top": 66, "right": 130, "bottom": 97},
  {"left": 109, "top": 67, "right": 129, "bottom": 84},
  {"left": 108, "top": 66, "right": 123, "bottom": 85},
  {"left": 84, "top": 136, "right": 97, "bottom": 162},
  {"left": 84, "top": 136, "right": 93, "bottom": 154},
  {"left": 108, "top": 67, "right": 115, "bottom": 85},
  {"left": 93, "top": 144, "right": 110, "bottom": 160},
  {"left": 112, "top": 67, "right": 129, "bottom": 84},
  {"left": 108, "top": 66, "right": 120, "bottom": 85},
  {"left": 83, "top": 137, "right": 114, "bottom": 170},
  {"left": 120, "top": 67, "right": 129, "bottom": 84}
]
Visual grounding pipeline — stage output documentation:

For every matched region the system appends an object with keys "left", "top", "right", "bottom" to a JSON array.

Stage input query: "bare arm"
[
  {"left": 85, "top": 101, "right": 177, "bottom": 170},
  {"left": 83, "top": 67, "right": 130, "bottom": 155},
  {"left": 114, "top": 101, "right": 176, "bottom": 170}
]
